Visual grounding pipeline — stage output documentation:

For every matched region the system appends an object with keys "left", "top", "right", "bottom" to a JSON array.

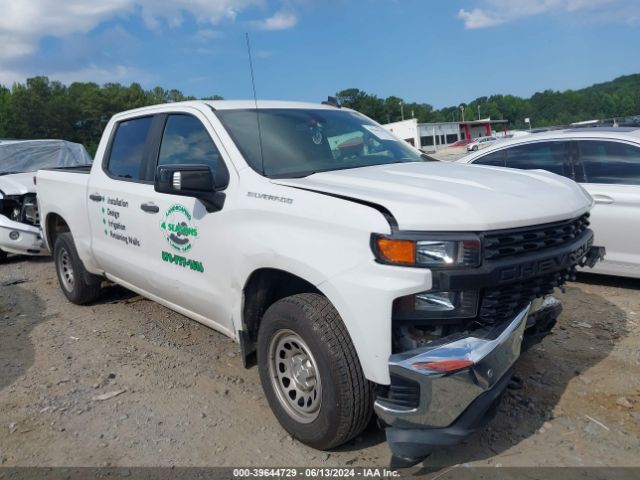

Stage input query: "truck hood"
[
  {"left": 0, "top": 172, "right": 36, "bottom": 197},
  {"left": 274, "top": 162, "right": 593, "bottom": 231}
]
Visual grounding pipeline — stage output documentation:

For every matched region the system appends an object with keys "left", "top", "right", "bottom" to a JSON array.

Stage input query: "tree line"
[
  {"left": 1, "top": 73, "right": 639, "bottom": 156},
  {"left": 0, "top": 77, "right": 222, "bottom": 155},
  {"left": 337, "top": 73, "right": 640, "bottom": 129}
]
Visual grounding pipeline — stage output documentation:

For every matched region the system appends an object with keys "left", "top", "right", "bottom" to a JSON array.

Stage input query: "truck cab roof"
[{"left": 113, "top": 100, "right": 345, "bottom": 120}]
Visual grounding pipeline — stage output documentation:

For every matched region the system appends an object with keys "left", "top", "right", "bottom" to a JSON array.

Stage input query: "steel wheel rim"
[
  {"left": 268, "top": 329, "right": 322, "bottom": 424},
  {"left": 58, "top": 247, "right": 74, "bottom": 292}
]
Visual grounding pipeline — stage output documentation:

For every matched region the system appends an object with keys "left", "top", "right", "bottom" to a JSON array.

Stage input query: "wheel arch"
[
  {"left": 44, "top": 212, "right": 70, "bottom": 252},
  {"left": 240, "top": 267, "right": 322, "bottom": 367}
]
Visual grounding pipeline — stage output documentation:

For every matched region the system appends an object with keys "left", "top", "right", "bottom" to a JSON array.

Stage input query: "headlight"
[
  {"left": 394, "top": 290, "right": 479, "bottom": 320},
  {"left": 372, "top": 234, "right": 481, "bottom": 268}
]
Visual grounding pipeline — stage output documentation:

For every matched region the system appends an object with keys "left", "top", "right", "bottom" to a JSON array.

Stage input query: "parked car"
[
  {"left": 0, "top": 139, "right": 92, "bottom": 262},
  {"left": 458, "top": 127, "right": 639, "bottom": 279},
  {"left": 450, "top": 138, "right": 473, "bottom": 147},
  {"left": 466, "top": 136, "right": 498, "bottom": 151},
  {"left": 36, "top": 101, "right": 602, "bottom": 467}
]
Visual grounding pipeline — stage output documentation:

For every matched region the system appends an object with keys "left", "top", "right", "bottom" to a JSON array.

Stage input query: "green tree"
[{"left": 1, "top": 73, "right": 639, "bottom": 154}]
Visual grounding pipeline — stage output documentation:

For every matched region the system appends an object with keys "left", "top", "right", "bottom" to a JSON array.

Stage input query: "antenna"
[{"left": 246, "top": 32, "right": 266, "bottom": 176}]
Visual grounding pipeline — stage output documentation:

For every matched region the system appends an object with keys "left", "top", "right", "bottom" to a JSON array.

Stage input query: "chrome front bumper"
[
  {"left": 0, "top": 215, "right": 48, "bottom": 256},
  {"left": 375, "top": 304, "right": 530, "bottom": 430}
]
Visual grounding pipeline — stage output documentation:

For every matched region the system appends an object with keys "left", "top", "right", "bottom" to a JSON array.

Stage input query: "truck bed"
[{"left": 36, "top": 167, "right": 92, "bottom": 258}]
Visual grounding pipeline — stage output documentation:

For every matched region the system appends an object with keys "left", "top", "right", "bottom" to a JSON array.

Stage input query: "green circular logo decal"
[{"left": 160, "top": 204, "right": 199, "bottom": 252}]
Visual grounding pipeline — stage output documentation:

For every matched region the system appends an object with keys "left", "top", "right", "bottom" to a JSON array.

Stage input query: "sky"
[{"left": 0, "top": 0, "right": 639, "bottom": 108}]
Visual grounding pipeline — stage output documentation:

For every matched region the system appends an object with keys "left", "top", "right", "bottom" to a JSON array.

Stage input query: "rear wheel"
[
  {"left": 54, "top": 233, "right": 102, "bottom": 304},
  {"left": 257, "top": 293, "right": 374, "bottom": 450},
  {"left": 0, "top": 249, "right": 7, "bottom": 263}
]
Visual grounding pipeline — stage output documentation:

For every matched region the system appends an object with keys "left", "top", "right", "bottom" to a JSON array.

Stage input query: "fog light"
[
  {"left": 9, "top": 230, "right": 20, "bottom": 240},
  {"left": 415, "top": 291, "right": 458, "bottom": 312},
  {"left": 393, "top": 290, "right": 479, "bottom": 321}
]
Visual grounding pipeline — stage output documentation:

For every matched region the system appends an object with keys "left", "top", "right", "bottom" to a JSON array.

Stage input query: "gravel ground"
[{"left": 1, "top": 256, "right": 639, "bottom": 470}]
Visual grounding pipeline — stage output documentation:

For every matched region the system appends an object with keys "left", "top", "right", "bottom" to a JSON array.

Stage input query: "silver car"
[
  {"left": 466, "top": 136, "right": 498, "bottom": 152},
  {"left": 458, "top": 127, "right": 640, "bottom": 279}
]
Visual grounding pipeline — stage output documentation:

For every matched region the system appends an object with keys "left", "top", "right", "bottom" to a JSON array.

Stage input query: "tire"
[
  {"left": 257, "top": 293, "right": 374, "bottom": 450},
  {"left": 53, "top": 232, "right": 102, "bottom": 304},
  {"left": 0, "top": 249, "right": 7, "bottom": 263},
  {"left": 473, "top": 145, "right": 478, "bottom": 151}
]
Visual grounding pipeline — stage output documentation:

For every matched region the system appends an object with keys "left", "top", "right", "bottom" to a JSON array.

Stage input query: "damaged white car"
[{"left": 0, "top": 139, "right": 92, "bottom": 262}]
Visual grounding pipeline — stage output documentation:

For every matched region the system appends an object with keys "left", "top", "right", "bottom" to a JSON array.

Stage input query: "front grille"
[
  {"left": 483, "top": 214, "right": 590, "bottom": 261},
  {"left": 478, "top": 268, "right": 574, "bottom": 325}
]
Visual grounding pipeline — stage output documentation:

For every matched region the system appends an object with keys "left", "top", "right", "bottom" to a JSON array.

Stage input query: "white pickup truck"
[{"left": 36, "top": 100, "right": 603, "bottom": 467}]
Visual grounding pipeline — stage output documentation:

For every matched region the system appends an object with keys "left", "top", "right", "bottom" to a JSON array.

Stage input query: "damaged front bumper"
[
  {"left": 375, "top": 305, "right": 530, "bottom": 467},
  {"left": 374, "top": 221, "right": 605, "bottom": 467},
  {"left": 0, "top": 215, "right": 48, "bottom": 256}
]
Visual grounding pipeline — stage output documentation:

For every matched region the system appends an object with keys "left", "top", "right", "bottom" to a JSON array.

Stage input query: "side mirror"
[{"left": 155, "top": 164, "right": 228, "bottom": 212}]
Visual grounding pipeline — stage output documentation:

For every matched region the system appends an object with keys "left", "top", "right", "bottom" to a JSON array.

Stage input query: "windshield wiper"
[{"left": 0, "top": 171, "right": 23, "bottom": 176}]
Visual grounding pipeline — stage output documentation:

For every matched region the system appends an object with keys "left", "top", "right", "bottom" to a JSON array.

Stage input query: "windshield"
[
  {"left": 215, "top": 108, "right": 422, "bottom": 177},
  {"left": 0, "top": 140, "right": 92, "bottom": 175}
]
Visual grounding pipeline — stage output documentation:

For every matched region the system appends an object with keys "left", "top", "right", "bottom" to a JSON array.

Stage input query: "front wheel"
[
  {"left": 0, "top": 249, "right": 7, "bottom": 263},
  {"left": 257, "top": 293, "right": 374, "bottom": 450},
  {"left": 53, "top": 233, "right": 102, "bottom": 304}
]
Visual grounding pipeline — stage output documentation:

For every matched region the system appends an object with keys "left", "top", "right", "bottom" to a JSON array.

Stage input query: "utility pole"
[
  {"left": 478, "top": 105, "right": 481, "bottom": 120},
  {"left": 460, "top": 105, "right": 465, "bottom": 122},
  {"left": 400, "top": 101, "right": 405, "bottom": 121}
]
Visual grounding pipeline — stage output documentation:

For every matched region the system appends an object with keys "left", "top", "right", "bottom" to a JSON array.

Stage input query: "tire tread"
[
  {"left": 274, "top": 293, "right": 374, "bottom": 448},
  {"left": 54, "top": 233, "right": 102, "bottom": 305}
]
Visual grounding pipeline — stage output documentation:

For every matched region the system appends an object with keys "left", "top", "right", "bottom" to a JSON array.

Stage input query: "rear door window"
[
  {"left": 106, "top": 116, "right": 153, "bottom": 181},
  {"left": 578, "top": 140, "right": 640, "bottom": 185},
  {"left": 504, "top": 141, "right": 571, "bottom": 178}
]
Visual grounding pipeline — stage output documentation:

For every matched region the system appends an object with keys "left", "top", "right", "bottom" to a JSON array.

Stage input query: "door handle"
[
  {"left": 593, "top": 194, "right": 614, "bottom": 205},
  {"left": 140, "top": 202, "right": 159, "bottom": 213},
  {"left": 89, "top": 193, "right": 102, "bottom": 202}
]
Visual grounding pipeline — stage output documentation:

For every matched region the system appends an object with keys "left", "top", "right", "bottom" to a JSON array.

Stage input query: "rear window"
[{"left": 106, "top": 116, "right": 153, "bottom": 181}]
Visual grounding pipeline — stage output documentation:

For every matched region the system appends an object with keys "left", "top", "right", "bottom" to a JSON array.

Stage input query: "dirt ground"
[{"left": 1, "top": 255, "right": 639, "bottom": 470}]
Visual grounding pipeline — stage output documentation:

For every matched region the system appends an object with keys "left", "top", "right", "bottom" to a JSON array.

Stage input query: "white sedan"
[
  {"left": 466, "top": 136, "right": 498, "bottom": 152},
  {"left": 458, "top": 127, "right": 640, "bottom": 279}
]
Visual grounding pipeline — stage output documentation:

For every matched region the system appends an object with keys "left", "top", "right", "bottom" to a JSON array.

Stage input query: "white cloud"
[
  {"left": 252, "top": 10, "right": 298, "bottom": 30},
  {"left": 0, "top": 69, "right": 31, "bottom": 86},
  {"left": 0, "top": 64, "right": 146, "bottom": 86},
  {"left": 458, "top": 0, "right": 621, "bottom": 29},
  {"left": 0, "top": 0, "right": 270, "bottom": 86},
  {"left": 0, "top": 0, "right": 261, "bottom": 61},
  {"left": 457, "top": 8, "right": 504, "bottom": 28},
  {"left": 48, "top": 64, "right": 149, "bottom": 85},
  {"left": 193, "top": 28, "right": 223, "bottom": 43}
]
